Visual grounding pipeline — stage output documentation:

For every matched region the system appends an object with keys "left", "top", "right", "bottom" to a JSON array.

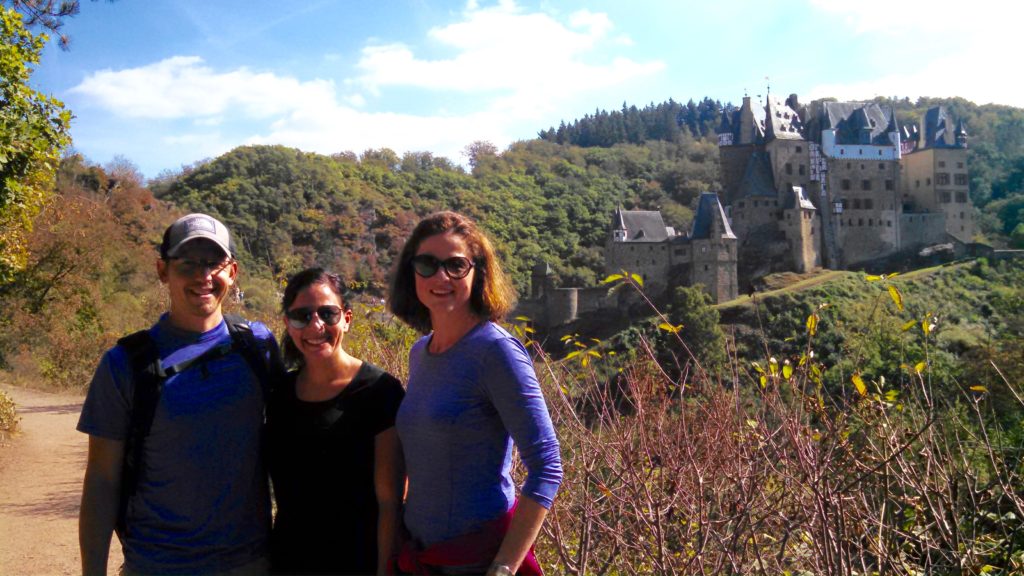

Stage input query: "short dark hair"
[
  {"left": 388, "top": 211, "right": 516, "bottom": 334},
  {"left": 280, "top": 267, "right": 352, "bottom": 369}
]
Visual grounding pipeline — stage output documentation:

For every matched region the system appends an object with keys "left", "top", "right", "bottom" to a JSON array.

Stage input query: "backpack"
[{"left": 113, "top": 313, "right": 282, "bottom": 540}]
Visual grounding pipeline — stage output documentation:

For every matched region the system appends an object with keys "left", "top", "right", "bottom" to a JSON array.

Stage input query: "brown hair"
[
  {"left": 280, "top": 267, "right": 352, "bottom": 369},
  {"left": 388, "top": 211, "right": 517, "bottom": 334}
]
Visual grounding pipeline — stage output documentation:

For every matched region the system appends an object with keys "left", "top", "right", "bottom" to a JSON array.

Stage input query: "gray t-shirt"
[{"left": 78, "top": 314, "right": 273, "bottom": 575}]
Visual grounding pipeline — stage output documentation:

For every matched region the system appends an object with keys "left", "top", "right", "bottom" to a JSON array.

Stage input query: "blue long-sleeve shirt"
[{"left": 396, "top": 321, "right": 562, "bottom": 547}]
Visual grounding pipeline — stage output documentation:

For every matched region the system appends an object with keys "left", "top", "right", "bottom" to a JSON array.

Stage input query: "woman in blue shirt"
[{"left": 388, "top": 211, "right": 562, "bottom": 575}]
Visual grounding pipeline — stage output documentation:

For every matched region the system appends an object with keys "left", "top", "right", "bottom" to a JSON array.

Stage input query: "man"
[{"left": 79, "top": 213, "right": 278, "bottom": 576}]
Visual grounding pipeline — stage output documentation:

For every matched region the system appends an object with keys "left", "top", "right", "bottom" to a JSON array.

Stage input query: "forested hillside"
[{"left": 152, "top": 136, "right": 720, "bottom": 292}]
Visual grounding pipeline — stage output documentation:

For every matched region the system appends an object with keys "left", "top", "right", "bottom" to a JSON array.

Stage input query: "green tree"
[
  {"left": 0, "top": 6, "right": 72, "bottom": 284},
  {"left": 660, "top": 284, "right": 727, "bottom": 373}
]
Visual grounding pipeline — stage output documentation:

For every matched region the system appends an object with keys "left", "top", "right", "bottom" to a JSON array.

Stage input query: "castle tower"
[
  {"left": 901, "top": 106, "right": 974, "bottom": 243},
  {"left": 689, "top": 192, "right": 738, "bottom": 303},
  {"left": 780, "top": 186, "right": 821, "bottom": 272}
]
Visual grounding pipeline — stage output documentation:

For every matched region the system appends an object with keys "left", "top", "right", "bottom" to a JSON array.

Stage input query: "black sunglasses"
[
  {"left": 285, "top": 305, "right": 344, "bottom": 329},
  {"left": 411, "top": 254, "right": 475, "bottom": 279},
  {"left": 170, "top": 257, "right": 234, "bottom": 276}
]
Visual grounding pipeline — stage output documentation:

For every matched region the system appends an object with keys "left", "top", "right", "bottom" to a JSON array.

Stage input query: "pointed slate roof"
[
  {"left": 737, "top": 151, "right": 777, "bottom": 198},
  {"left": 922, "top": 106, "right": 969, "bottom": 149},
  {"left": 764, "top": 97, "right": 804, "bottom": 141},
  {"left": 612, "top": 209, "right": 671, "bottom": 242},
  {"left": 806, "top": 101, "right": 896, "bottom": 146},
  {"left": 690, "top": 192, "right": 737, "bottom": 240}
]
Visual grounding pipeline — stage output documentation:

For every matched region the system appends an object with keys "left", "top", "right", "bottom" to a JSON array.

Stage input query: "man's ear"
[{"left": 157, "top": 258, "right": 170, "bottom": 284}]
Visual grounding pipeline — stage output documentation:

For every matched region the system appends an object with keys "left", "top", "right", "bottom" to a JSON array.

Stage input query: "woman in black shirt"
[{"left": 267, "top": 267, "right": 404, "bottom": 575}]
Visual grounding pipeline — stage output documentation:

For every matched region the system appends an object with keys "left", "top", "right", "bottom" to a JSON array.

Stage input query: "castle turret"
[
  {"left": 689, "top": 192, "right": 738, "bottom": 303},
  {"left": 955, "top": 119, "right": 969, "bottom": 148}
]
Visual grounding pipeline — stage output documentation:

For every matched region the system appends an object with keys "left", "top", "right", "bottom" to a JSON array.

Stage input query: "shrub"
[{"left": 0, "top": 389, "right": 18, "bottom": 437}]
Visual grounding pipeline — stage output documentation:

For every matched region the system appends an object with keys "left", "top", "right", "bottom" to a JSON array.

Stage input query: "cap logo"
[{"left": 183, "top": 216, "right": 216, "bottom": 235}]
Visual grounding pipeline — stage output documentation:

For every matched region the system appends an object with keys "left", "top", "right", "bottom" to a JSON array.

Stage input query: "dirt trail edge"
[{"left": 0, "top": 384, "right": 121, "bottom": 576}]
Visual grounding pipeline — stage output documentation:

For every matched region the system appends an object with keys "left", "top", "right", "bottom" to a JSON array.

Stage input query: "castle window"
[
  {"left": 955, "top": 174, "right": 968, "bottom": 185},
  {"left": 704, "top": 265, "right": 709, "bottom": 271},
  {"left": 864, "top": 198, "right": 873, "bottom": 209},
  {"left": 940, "top": 191, "right": 952, "bottom": 203},
  {"left": 938, "top": 161, "right": 946, "bottom": 168},
  {"left": 785, "top": 163, "right": 793, "bottom": 175},
  {"left": 956, "top": 191, "right": 967, "bottom": 203},
  {"left": 926, "top": 177, "right": 931, "bottom": 185},
  {"left": 860, "top": 163, "right": 865, "bottom": 170},
  {"left": 868, "top": 219, "right": 873, "bottom": 226},
  {"left": 738, "top": 201, "right": 745, "bottom": 208},
  {"left": 878, "top": 163, "right": 885, "bottom": 170},
  {"left": 853, "top": 198, "right": 862, "bottom": 209},
  {"left": 957, "top": 162, "right": 964, "bottom": 169},
  {"left": 937, "top": 173, "right": 950, "bottom": 185},
  {"left": 858, "top": 218, "right": 864, "bottom": 226},
  {"left": 887, "top": 220, "right": 892, "bottom": 227},
  {"left": 796, "top": 146, "right": 802, "bottom": 152},
  {"left": 885, "top": 179, "right": 894, "bottom": 191},
  {"left": 799, "top": 165, "right": 805, "bottom": 176},
  {"left": 861, "top": 180, "right": 872, "bottom": 191},
  {"left": 841, "top": 179, "right": 851, "bottom": 191}
]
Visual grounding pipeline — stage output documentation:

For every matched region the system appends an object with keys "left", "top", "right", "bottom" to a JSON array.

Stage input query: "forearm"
[
  {"left": 79, "top": 469, "right": 120, "bottom": 576},
  {"left": 376, "top": 500, "right": 402, "bottom": 576},
  {"left": 489, "top": 496, "right": 548, "bottom": 575}
]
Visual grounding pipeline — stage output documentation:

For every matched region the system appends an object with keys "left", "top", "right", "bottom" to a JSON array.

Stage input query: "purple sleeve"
[
  {"left": 482, "top": 335, "right": 563, "bottom": 508},
  {"left": 77, "top": 348, "right": 132, "bottom": 440}
]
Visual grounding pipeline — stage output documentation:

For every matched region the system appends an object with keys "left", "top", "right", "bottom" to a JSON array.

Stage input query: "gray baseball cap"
[{"left": 160, "top": 213, "right": 236, "bottom": 259}]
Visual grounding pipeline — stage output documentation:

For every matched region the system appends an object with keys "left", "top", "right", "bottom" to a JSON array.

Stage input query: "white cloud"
[
  {"left": 354, "top": 1, "right": 662, "bottom": 96},
  {"left": 68, "top": 1, "right": 664, "bottom": 172},
  {"left": 71, "top": 56, "right": 336, "bottom": 119},
  {"left": 807, "top": 0, "right": 1024, "bottom": 107}
]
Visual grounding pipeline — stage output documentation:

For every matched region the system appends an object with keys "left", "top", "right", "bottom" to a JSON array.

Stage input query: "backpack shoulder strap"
[
  {"left": 114, "top": 329, "right": 163, "bottom": 540},
  {"left": 224, "top": 314, "right": 281, "bottom": 398}
]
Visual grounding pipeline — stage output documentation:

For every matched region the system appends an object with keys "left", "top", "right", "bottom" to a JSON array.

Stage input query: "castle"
[
  {"left": 720, "top": 93, "right": 971, "bottom": 283},
  {"left": 518, "top": 93, "right": 973, "bottom": 328}
]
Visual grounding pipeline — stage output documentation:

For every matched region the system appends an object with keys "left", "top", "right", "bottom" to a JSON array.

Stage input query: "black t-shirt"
[{"left": 267, "top": 362, "right": 404, "bottom": 575}]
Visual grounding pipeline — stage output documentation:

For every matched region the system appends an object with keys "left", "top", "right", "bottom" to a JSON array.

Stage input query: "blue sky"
[{"left": 28, "top": 0, "right": 1021, "bottom": 179}]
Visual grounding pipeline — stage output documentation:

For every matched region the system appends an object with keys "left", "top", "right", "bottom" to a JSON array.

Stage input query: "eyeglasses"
[
  {"left": 170, "top": 257, "right": 233, "bottom": 276},
  {"left": 411, "top": 254, "right": 475, "bottom": 279},
  {"left": 285, "top": 305, "right": 344, "bottom": 329}
]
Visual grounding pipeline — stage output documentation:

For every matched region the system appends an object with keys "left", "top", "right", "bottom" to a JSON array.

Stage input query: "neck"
[
  {"left": 167, "top": 309, "right": 223, "bottom": 334},
  {"left": 299, "top": 350, "right": 362, "bottom": 394},
  {"left": 428, "top": 310, "right": 482, "bottom": 354}
]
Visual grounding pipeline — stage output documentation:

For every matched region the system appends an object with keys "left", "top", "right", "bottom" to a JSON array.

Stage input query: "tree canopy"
[{"left": 0, "top": 5, "right": 71, "bottom": 283}]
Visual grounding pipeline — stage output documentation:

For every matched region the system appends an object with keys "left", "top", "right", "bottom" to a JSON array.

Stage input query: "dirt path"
[{"left": 0, "top": 384, "right": 120, "bottom": 576}]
